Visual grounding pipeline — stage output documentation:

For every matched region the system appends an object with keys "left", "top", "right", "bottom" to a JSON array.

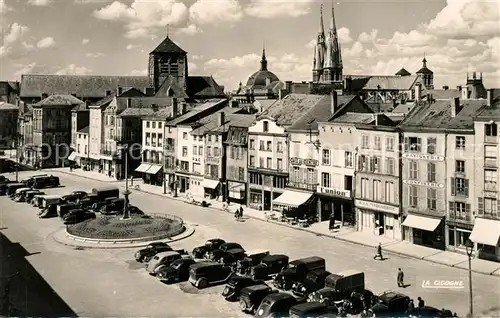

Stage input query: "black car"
[
  {"left": 39, "top": 204, "right": 58, "bottom": 218},
  {"left": 156, "top": 258, "right": 196, "bottom": 283},
  {"left": 212, "top": 248, "right": 247, "bottom": 265},
  {"left": 57, "top": 203, "right": 80, "bottom": 217},
  {"left": 5, "top": 183, "right": 25, "bottom": 197},
  {"left": 250, "top": 254, "right": 289, "bottom": 280},
  {"left": 289, "top": 302, "right": 330, "bottom": 318},
  {"left": 236, "top": 250, "right": 270, "bottom": 276},
  {"left": 62, "top": 209, "right": 96, "bottom": 224},
  {"left": 134, "top": 242, "right": 173, "bottom": 262},
  {"left": 273, "top": 256, "right": 326, "bottom": 290},
  {"left": 239, "top": 284, "right": 276, "bottom": 314},
  {"left": 62, "top": 191, "right": 88, "bottom": 202},
  {"left": 24, "top": 175, "right": 60, "bottom": 189},
  {"left": 370, "top": 291, "right": 411, "bottom": 316},
  {"left": 0, "top": 180, "right": 16, "bottom": 195},
  {"left": 292, "top": 269, "right": 332, "bottom": 297},
  {"left": 100, "top": 198, "right": 126, "bottom": 215},
  {"left": 207, "top": 242, "right": 244, "bottom": 260},
  {"left": 24, "top": 190, "right": 44, "bottom": 203},
  {"left": 188, "top": 262, "right": 234, "bottom": 289},
  {"left": 192, "top": 239, "right": 226, "bottom": 258},
  {"left": 405, "top": 306, "right": 457, "bottom": 317},
  {"left": 255, "top": 292, "right": 302, "bottom": 318},
  {"left": 222, "top": 276, "right": 266, "bottom": 301}
]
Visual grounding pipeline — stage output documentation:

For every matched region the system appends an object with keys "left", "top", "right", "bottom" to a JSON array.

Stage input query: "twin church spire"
[{"left": 313, "top": 3, "right": 343, "bottom": 83}]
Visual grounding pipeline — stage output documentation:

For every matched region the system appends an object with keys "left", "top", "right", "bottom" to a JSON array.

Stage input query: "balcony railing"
[
  {"left": 450, "top": 213, "right": 471, "bottom": 222},
  {"left": 286, "top": 181, "right": 318, "bottom": 191}
]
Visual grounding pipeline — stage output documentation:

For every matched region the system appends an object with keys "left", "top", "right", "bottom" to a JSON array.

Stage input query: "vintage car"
[
  {"left": 212, "top": 248, "right": 247, "bottom": 265},
  {"left": 23, "top": 175, "right": 60, "bottom": 189},
  {"left": 192, "top": 238, "right": 226, "bottom": 258},
  {"left": 91, "top": 197, "right": 119, "bottom": 212},
  {"left": 238, "top": 284, "right": 276, "bottom": 314},
  {"left": 5, "top": 183, "right": 26, "bottom": 197},
  {"left": 57, "top": 202, "right": 80, "bottom": 217},
  {"left": 307, "top": 270, "right": 366, "bottom": 305},
  {"left": 39, "top": 203, "right": 58, "bottom": 218},
  {"left": 135, "top": 242, "right": 173, "bottom": 263},
  {"left": 255, "top": 292, "right": 302, "bottom": 318},
  {"left": 11, "top": 187, "right": 32, "bottom": 201},
  {"left": 100, "top": 198, "right": 126, "bottom": 215},
  {"left": 24, "top": 190, "right": 44, "bottom": 203},
  {"left": 145, "top": 251, "right": 189, "bottom": 275},
  {"left": 236, "top": 250, "right": 270, "bottom": 276},
  {"left": 78, "top": 194, "right": 100, "bottom": 209},
  {"left": 273, "top": 256, "right": 326, "bottom": 290},
  {"left": 250, "top": 254, "right": 289, "bottom": 280},
  {"left": 222, "top": 276, "right": 266, "bottom": 301},
  {"left": 207, "top": 242, "right": 244, "bottom": 260},
  {"left": 289, "top": 302, "right": 330, "bottom": 318},
  {"left": 39, "top": 195, "right": 62, "bottom": 210},
  {"left": 405, "top": 306, "right": 457, "bottom": 317},
  {"left": 61, "top": 191, "right": 88, "bottom": 202},
  {"left": 188, "top": 262, "right": 234, "bottom": 289},
  {"left": 91, "top": 186, "right": 120, "bottom": 201},
  {"left": 62, "top": 209, "right": 96, "bottom": 224},
  {"left": 369, "top": 291, "right": 411, "bottom": 316},
  {"left": 0, "top": 180, "right": 17, "bottom": 195},
  {"left": 292, "top": 269, "right": 332, "bottom": 297},
  {"left": 156, "top": 258, "right": 196, "bottom": 284}
]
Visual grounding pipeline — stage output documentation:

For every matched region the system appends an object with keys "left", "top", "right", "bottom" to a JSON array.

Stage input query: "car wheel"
[
  {"left": 239, "top": 299, "right": 247, "bottom": 312},
  {"left": 197, "top": 277, "right": 208, "bottom": 289}
]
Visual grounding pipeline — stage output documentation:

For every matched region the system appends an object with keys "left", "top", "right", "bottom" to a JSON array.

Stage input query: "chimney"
[
  {"left": 172, "top": 98, "right": 178, "bottom": 116},
  {"left": 345, "top": 76, "right": 352, "bottom": 94},
  {"left": 451, "top": 97, "right": 462, "bottom": 118},
  {"left": 105, "top": 90, "right": 112, "bottom": 96},
  {"left": 219, "top": 112, "right": 225, "bottom": 126},
  {"left": 126, "top": 98, "right": 132, "bottom": 108},
  {"left": 414, "top": 83, "right": 421, "bottom": 101},
  {"left": 41, "top": 92, "right": 48, "bottom": 100},
  {"left": 462, "top": 86, "right": 469, "bottom": 100},
  {"left": 117, "top": 87, "right": 123, "bottom": 96},
  {"left": 487, "top": 89, "right": 493, "bottom": 107},
  {"left": 144, "top": 87, "right": 154, "bottom": 96},
  {"left": 181, "top": 102, "right": 187, "bottom": 114},
  {"left": 285, "top": 81, "right": 292, "bottom": 93},
  {"left": 265, "top": 77, "right": 271, "bottom": 86},
  {"left": 330, "top": 90, "right": 338, "bottom": 114}
]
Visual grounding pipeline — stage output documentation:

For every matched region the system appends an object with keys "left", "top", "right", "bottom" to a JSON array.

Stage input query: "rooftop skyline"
[{"left": 1, "top": 0, "right": 499, "bottom": 91}]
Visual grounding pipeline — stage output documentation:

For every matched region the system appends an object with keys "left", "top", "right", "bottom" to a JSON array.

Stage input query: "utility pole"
[{"left": 122, "top": 145, "right": 131, "bottom": 220}]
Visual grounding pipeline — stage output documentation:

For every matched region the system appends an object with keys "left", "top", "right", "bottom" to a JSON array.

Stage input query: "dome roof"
[{"left": 246, "top": 70, "right": 280, "bottom": 87}]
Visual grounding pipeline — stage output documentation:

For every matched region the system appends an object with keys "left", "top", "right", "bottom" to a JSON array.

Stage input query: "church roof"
[
  {"left": 416, "top": 66, "right": 433, "bottom": 75},
  {"left": 156, "top": 75, "right": 189, "bottom": 99},
  {"left": 187, "top": 76, "right": 225, "bottom": 98},
  {"left": 395, "top": 68, "right": 411, "bottom": 76},
  {"left": 246, "top": 70, "right": 280, "bottom": 88},
  {"left": 150, "top": 36, "right": 186, "bottom": 54}
]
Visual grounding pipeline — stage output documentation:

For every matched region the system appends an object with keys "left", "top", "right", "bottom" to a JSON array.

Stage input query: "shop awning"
[
  {"left": 135, "top": 163, "right": 151, "bottom": 173},
  {"left": 145, "top": 164, "right": 162, "bottom": 175},
  {"left": 67, "top": 152, "right": 78, "bottom": 161},
  {"left": 469, "top": 218, "right": 500, "bottom": 246},
  {"left": 401, "top": 214, "right": 442, "bottom": 232},
  {"left": 273, "top": 190, "right": 313, "bottom": 208},
  {"left": 229, "top": 182, "right": 245, "bottom": 199},
  {"left": 202, "top": 179, "right": 219, "bottom": 189}
]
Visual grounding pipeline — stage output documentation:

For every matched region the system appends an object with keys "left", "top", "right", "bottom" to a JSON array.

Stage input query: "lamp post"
[
  {"left": 122, "top": 145, "right": 131, "bottom": 220},
  {"left": 465, "top": 239, "right": 474, "bottom": 318}
]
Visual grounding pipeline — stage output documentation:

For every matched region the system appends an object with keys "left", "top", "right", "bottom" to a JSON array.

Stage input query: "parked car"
[
  {"left": 39, "top": 195, "right": 62, "bottom": 209},
  {"left": 236, "top": 250, "right": 270, "bottom": 276},
  {"left": 212, "top": 248, "right": 247, "bottom": 265},
  {"left": 405, "top": 306, "right": 457, "bottom": 317},
  {"left": 250, "top": 254, "right": 289, "bottom": 280},
  {"left": 6, "top": 183, "right": 25, "bottom": 197},
  {"left": 24, "top": 190, "right": 44, "bottom": 203},
  {"left": 0, "top": 180, "right": 16, "bottom": 195},
  {"left": 91, "top": 186, "right": 119, "bottom": 201},
  {"left": 39, "top": 203, "right": 58, "bottom": 218},
  {"left": 0, "top": 175, "right": 8, "bottom": 182},
  {"left": 222, "top": 276, "right": 266, "bottom": 301},
  {"left": 156, "top": 258, "right": 196, "bottom": 284},
  {"left": 100, "top": 198, "right": 126, "bottom": 215},
  {"left": 255, "top": 292, "right": 302, "bottom": 318},
  {"left": 292, "top": 269, "right": 332, "bottom": 297},
  {"left": 206, "top": 242, "right": 244, "bottom": 260},
  {"left": 91, "top": 197, "right": 118, "bottom": 212},
  {"left": 192, "top": 238, "right": 226, "bottom": 258},
  {"left": 62, "top": 191, "right": 88, "bottom": 202},
  {"left": 369, "top": 291, "right": 411, "bottom": 316},
  {"left": 23, "top": 175, "right": 59, "bottom": 189},
  {"left": 12, "top": 187, "right": 32, "bottom": 201},
  {"left": 289, "top": 301, "right": 330, "bottom": 318},
  {"left": 188, "top": 262, "right": 234, "bottom": 289},
  {"left": 62, "top": 209, "right": 96, "bottom": 224},
  {"left": 239, "top": 284, "right": 277, "bottom": 314},
  {"left": 135, "top": 242, "right": 173, "bottom": 263},
  {"left": 273, "top": 256, "right": 326, "bottom": 290},
  {"left": 145, "top": 251, "right": 189, "bottom": 275},
  {"left": 57, "top": 202, "right": 80, "bottom": 217},
  {"left": 307, "top": 270, "right": 366, "bottom": 306},
  {"left": 78, "top": 194, "right": 99, "bottom": 209}
]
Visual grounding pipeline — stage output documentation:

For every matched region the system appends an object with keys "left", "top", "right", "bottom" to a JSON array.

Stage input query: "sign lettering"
[
  {"left": 317, "top": 186, "right": 350, "bottom": 198},
  {"left": 403, "top": 153, "right": 444, "bottom": 161},
  {"left": 355, "top": 199, "right": 399, "bottom": 215},
  {"left": 206, "top": 157, "right": 219, "bottom": 164},
  {"left": 403, "top": 179, "right": 444, "bottom": 188}
]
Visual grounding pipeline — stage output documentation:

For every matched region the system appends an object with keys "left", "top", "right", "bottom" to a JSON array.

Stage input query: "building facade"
[
  {"left": 0, "top": 101, "right": 19, "bottom": 149},
  {"left": 138, "top": 115, "right": 167, "bottom": 186},
  {"left": 225, "top": 126, "right": 250, "bottom": 204},
  {"left": 75, "top": 127, "right": 89, "bottom": 167},
  {"left": 70, "top": 104, "right": 89, "bottom": 150}
]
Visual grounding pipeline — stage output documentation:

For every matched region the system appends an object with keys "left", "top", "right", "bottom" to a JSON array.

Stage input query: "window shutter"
[
  {"left": 451, "top": 177, "right": 455, "bottom": 196},
  {"left": 449, "top": 201, "right": 454, "bottom": 216},
  {"left": 478, "top": 197, "right": 484, "bottom": 215},
  {"left": 369, "top": 157, "right": 374, "bottom": 172},
  {"left": 404, "top": 137, "right": 409, "bottom": 151},
  {"left": 465, "top": 204, "right": 471, "bottom": 219},
  {"left": 417, "top": 138, "right": 422, "bottom": 150},
  {"left": 427, "top": 163, "right": 431, "bottom": 182},
  {"left": 464, "top": 179, "right": 469, "bottom": 197}
]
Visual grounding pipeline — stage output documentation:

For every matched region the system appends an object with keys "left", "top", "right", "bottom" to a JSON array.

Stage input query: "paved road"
[{"left": 1, "top": 171, "right": 499, "bottom": 316}]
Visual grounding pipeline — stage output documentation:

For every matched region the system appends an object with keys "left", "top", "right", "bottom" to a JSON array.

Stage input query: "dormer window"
[{"left": 263, "top": 121, "right": 269, "bottom": 132}]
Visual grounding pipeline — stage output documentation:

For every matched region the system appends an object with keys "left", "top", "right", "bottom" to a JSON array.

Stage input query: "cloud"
[
  {"left": 4, "top": 23, "right": 29, "bottom": 45},
  {"left": 0, "top": 46, "right": 10, "bottom": 58},
  {"left": 126, "top": 44, "right": 141, "bottom": 50},
  {"left": 244, "top": 0, "right": 314, "bottom": 18},
  {"left": 0, "top": 0, "right": 12, "bottom": 14},
  {"left": 305, "top": 39, "right": 316, "bottom": 49},
  {"left": 337, "top": 27, "right": 352, "bottom": 44},
  {"left": 1, "top": 23, "right": 30, "bottom": 59},
  {"left": 74, "top": 0, "right": 113, "bottom": 3},
  {"left": 13, "top": 62, "right": 38, "bottom": 77},
  {"left": 128, "top": 69, "right": 147, "bottom": 76},
  {"left": 22, "top": 42, "right": 35, "bottom": 51},
  {"left": 86, "top": 52, "right": 105, "bottom": 58},
  {"left": 36, "top": 37, "right": 56, "bottom": 48},
  {"left": 82, "top": 38, "right": 90, "bottom": 45},
  {"left": 28, "top": 0, "right": 52, "bottom": 6},
  {"left": 191, "top": 54, "right": 204, "bottom": 60},
  {"left": 176, "top": 24, "right": 201, "bottom": 35},
  {"left": 188, "top": 62, "right": 198, "bottom": 72},
  {"left": 189, "top": 0, "right": 242, "bottom": 25},
  {"left": 55, "top": 64, "right": 93, "bottom": 75}
]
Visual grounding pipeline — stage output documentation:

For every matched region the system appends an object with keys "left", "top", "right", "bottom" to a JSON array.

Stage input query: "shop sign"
[
  {"left": 355, "top": 199, "right": 399, "bottom": 215},
  {"left": 206, "top": 157, "right": 219, "bottom": 164},
  {"left": 290, "top": 157, "right": 302, "bottom": 165},
  {"left": 403, "top": 153, "right": 444, "bottom": 161},
  {"left": 403, "top": 180, "right": 444, "bottom": 188},
  {"left": 484, "top": 191, "right": 497, "bottom": 199},
  {"left": 192, "top": 157, "right": 201, "bottom": 162},
  {"left": 304, "top": 159, "right": 318, "bottom": 167},
  {"left": 317, "top": 186, "right": 350, "bottom": 198}
]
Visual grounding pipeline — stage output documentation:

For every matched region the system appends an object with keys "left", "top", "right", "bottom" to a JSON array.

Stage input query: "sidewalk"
[
  {"left": 49, "top": 167, "right": 138, "bottom": 183},
  {"left": 52, "top": 171, "right": 500, "bottom": 276}
]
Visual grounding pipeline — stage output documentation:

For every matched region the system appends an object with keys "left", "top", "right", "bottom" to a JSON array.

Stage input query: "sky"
[{"left": 0, "top": 0, "right": 499, "bottom": 91}]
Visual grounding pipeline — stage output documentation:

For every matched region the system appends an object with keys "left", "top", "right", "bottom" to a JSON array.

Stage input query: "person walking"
[
  {"left": 328, "top": 212, "right": 335, "bottom": 231},
  {"left": 397, "top": 268, "right": 404, "bottom": 287},
  {"left": 417, "top": 297, "right": 424, "bottom": 308},
  {"left": 408, "top": 299, "right": 415, "bottom": 310},
  {"left": 373, "top": 243, "right": 383, "bottom": 260},
  {"left": 239, "top": 205, "right": 244, "bottom": 219}
]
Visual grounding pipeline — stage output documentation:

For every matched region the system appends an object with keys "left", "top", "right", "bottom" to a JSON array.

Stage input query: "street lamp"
[
  {"left": 465, "top": 239, "right": 474, "bottom": 318},
  {"left": 121, "top": 145, "right": 131, "bottom": 220}
]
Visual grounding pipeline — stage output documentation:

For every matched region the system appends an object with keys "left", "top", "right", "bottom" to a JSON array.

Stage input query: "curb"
[
  {"left": 52, "top": 226, "right": 195, "bottom": 249},
  {"left": 48, "top": 169, "right": 123, "bottom": 183}
]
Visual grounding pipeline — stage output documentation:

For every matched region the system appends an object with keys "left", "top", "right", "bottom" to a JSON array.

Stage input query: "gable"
[
  {"left": 248, "top": 117, "right": 285, "bottom": 134},
  {"left": 330, "top": 95, "right": 374, "bottom": 121}
]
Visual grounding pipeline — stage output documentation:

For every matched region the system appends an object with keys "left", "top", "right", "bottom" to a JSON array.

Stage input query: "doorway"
[
  {"left": 264, "top": 191, "right": 271, "bottom": 210},
  {"left": 375, "top": 212, "right": 385, "bottom": 235}
]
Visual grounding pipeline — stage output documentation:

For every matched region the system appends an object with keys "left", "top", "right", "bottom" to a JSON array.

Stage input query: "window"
[
  {"left": 152, "top": 122, "right": 156, "bottom": 129},
  {"left": 405, "top": 137, "right": 422, "bottom": 152},
  {"left": 386, "top": 137, "right": 394, "bottom": 151},
  {"left": 259, "top": 157, "right": 264, "bottom": 167},
  {"left": 485, "top": 123, "right": 498, "bottom": 136},
  {"left": 249, "top": 139, "right": 255, "bottom": 150},
  {"left": 455, "top": 160, "right": 465, "bottom": 173},
  {"left": 277, "top": 158, "right": 283, "bottom": 170},
  {"left": 345, "top": 151, "right": 353, "bottom": 168},
  {"left": 427, "top": 188, "right": 437, "bottom": 210},
  {"left": 386, "top": 158, "right": 395, "bottom": 175},
  {"left": 158, "top": 122, "right": 162, "bottom": 129},
  {"left": 266, "top": 157, "right": 272, "bottom": 168},
  {"left": 344, "top": 175, "right": 353, "bottom": 191},
  {"left": 263, "top": 121, "right": 269, "bottom": 132},
  {"left": 361, "top": 178, "right": 369, "bottom": 199},
  {"left": 373, "top": 180, "right": 382, "bottom": 201},
  {"left": 450, "top": 202, "right": 469, "bottom": 220},
  {"left": 484, "top": 198, "right": 498, "bottom": 215},
  {"left": 361, "top": 135, "right": 369, "bottom": 149},
  {"left": 146, "top": 121, "right": 150, "bottom": 128},
  {"left": 427, "top": 137, "right": 436, "bottom": 154},
  {"left": 266, "top": 141, "right": 272, "bottom": 151},
  {"left": 238, "top": 167, "right": 245, "bottom": 181},
  {"left": 409, "top": 161, "right": 418, "bottom": 179},
  {"left": 157, "top": 133, "right": 163, "bottom": 147},
  {"left": 151, "top": 133, "right": 157, "bottom": 146},
  {"left": 207, "top": 146, "right": 212, "bottom": 156},
  {"left": 374, "top": 136, "right": 381, "bottom": 150},
  {"left": 485, "top": 145, "right": 497, "bottom": 158},
  {"left": 409, "top": 186, "right": 418, "bottom": 207},
  {"left": 183, "top": 132, "right": 188, "bottom": 140},
  {"left": 359, "top": 155, "right": 367, "bottom": 171},
  {"left": 249, "top": 155, "right": 255, "bottom": 167},
  {"left": 84, "top": 145, "right": 87, "bottom": 155},
  {"left": 427, "top": 162, "right": 436, "bottom": 182},
  {"left": 214, "top": 147, "right": 220, "bottom": 157},
  {"left": 455, "top": 136, "right": 465, "bottom": 149},
  {"left": 385, "top": 182, "right": 394, "bottom": 204},
  {"left": 321, "top": 173, "right": 330, "bottom": 188},
  {"left": 77, "top": 144, "right": 80, "bottom": 153},
  {"left": 230, "top": 146, "right": 235, "bottom": 159},
  {"left": 215, "top": 135, "right": 219, "bottom": 142},
  {"left": 146, "top": 132, "right": 151, "bottom": 146},
  {"left": 198, "top": 146, "right": 203, "bottom": 156},
  {"left": 193, "top": 145, "right": 197, "bottom": 155},
  {"left": 451, "top": 177, "right": 469, "bottom": 197},
  {"left": 369, "top": 156, "right": 380, "bottom": 172},
  {"left": 259, "top": 141, "right": 265, "bottom": 150},
  {"left": 208, "top": 135, "right": 212, "bottom": 142},
  {"left": 322, "top": 149, "right": 330, "bottom": 165},
  {"left": 485, "top": 169, "right": 497, "bottom": 191},
  {"left": 182, "top": 146, "right": 187, "bottom": 157},
  {"left": 277, "top": 141, "right": 283, "bottom": 152}
]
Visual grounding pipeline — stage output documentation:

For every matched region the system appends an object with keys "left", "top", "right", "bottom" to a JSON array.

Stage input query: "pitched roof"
[
  {"left": 225, "top": 126, "right": 249, "bottom": 145},
  {"left": 20, "top": 74, "right": 150, "bottom": 98},
  {"left": 258, "top": 94, "right": 325, "bottom": 126},
  {"left": 34, "top": 94, "right": 84, "bottom": 106},
  {"left": 116, "top": 96, "right": 173, "bottom": 112},
  {"left": 150, "top": 36, "right": 186, "bottom": 54},
  {"left": 0, "top": 101, "right": 18, "bottom": 110},
  {"left": 189, "top": 108, "right": 243, "bottom": 135},
  {"left": 166, "top": 99, "right": 227, "bottom": 126},
  {"left": 474, "top": 90, "right": 500, "bottom": 119},
  {"left": 395, "top": 68, "right": 411, "bottom": 76},
  {"left": 155, "top": 75, "right": 189, "bottom": 99},
  {"left": 78, "top": 126, "right": 89, "bottom": 133},
  {"left": 422, "top": 88, "right": 461, "bottom": 100},
  {"left": 72, "top": 103, "right": 88, "bottom": 112},
  {"left": 331, "top": 112, "right": 377, "bottom": 124},
  {"left": 187, "top": 76, "right": 225, "bottom": 98},
  {"left": 119, "top": 108, "right": 156, "bottom": 118},
  {"left": 392, "top": 102, "right": 415, "bottom": 114},
  {"left": 91, "top": 93, "right": 115, "bottom": 109},
  {"left": 416, "top": 66, "right": 433, "bottom": 74},
  {"left": 361, "top": 75, "right": 418, "bottom": 90},
  {"left": 144, "top": 107, "right": 174, "bottom": 120}
]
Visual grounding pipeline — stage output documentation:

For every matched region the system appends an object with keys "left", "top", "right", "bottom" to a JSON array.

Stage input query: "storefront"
[
  {"left": 202, "top": 178, "right": 220, "bottom": 199},
  {"left": 67, "top": 152, "right": 79, "bottom": 166},
  {"left": 316, "top": 186, "right": 353, "bottom": 225},
  {"left": 248, "top": 187, "right": 263, "bottom": 210},
  {"left": 175, "top": 172, "right": 190, "bottom": 194},
  {"left": 446, "top": 218, "right": 473, "bottom": 252},
  {"left": 356, "top": 199, "right": 401, "bottom": 240},
  {"left": 402, "top": 214, "right": 445, "bottom": 250},
  {"left": 135, "top": 163, "right": 152, "bottom": 182},
  {"left": 272, "top": 189, "right": 314, "bottom": 218},
  {"left": 228, "top": 181, "right": 246, "bottom": 204},
  {"left": 144, "top": 164, "right": 163, "bottom": 186},
  {"left": 469, "top": 217, "right": 500, "bottom": 262},
  {"left": 189, "top": 175, "right": 203, "bottom": 198}
]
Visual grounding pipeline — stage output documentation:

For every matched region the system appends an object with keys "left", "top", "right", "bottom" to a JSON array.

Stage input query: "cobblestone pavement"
[{"left": 1, "top": 171, "right": 499, "bottom": 316}]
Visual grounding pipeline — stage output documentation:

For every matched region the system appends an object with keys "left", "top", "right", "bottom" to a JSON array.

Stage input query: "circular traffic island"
[{"left": 66, "top": 214, "right": 186, "bottom": 243}]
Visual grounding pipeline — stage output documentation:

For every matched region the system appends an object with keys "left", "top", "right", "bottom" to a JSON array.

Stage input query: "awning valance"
[
  {"left": 402, "top": 214, "right": 442, "bottom": 232},
  {"left": 469, "top": 218, "right": 500, "bottom": 246},
  {"left": 202, "top": 179, "right": 219, "bottom": 189},
  {"left": 135, "top": 163, "right": 151, "bottom": 173},
  {"left": 273, "top": 190, "right": 313, "bottom": 208},
  {"left": 68, "top": 152, "right": 78, "bottom": 161},
  {"left": 145, "top": 164, "right": 162, "bottom": 175}
]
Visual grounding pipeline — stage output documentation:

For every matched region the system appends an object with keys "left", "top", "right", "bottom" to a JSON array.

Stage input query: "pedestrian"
[
  {"left": 397, "top": 268, "right": 404, "bottom": 287},
  {"left": 239, "top": 205, "right": 244, "bottom": 219},
  {"left": 373, "top": 242, "right": 383, "bottom": 260},
  {"left": 329, "top": 212, "right": 335, "bottom": 231},
  {"left": 408, "top": 299, "right": 415, "bottom": 310},
  {"left": 417, "top": 297, "right": 424, "bottom": 308}
]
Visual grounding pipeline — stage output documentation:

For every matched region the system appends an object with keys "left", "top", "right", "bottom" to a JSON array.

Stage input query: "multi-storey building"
[
  {"left": 470, "top": 89, "right": 500, "bottom": 261},
  {"left": 74, "top": 126, "right": 89, "bottom": 167},
  {"left": 70, "top": 103, "right": 89, "bottom": 151},
  {"left": 355, "top": 116, "right": 402, "bottom": 240},
  {"left": 0, "top": 101, "right": 19, "bottom": 149},
  {"left": 88, "top": 95, "right": 112, "bottom": 172}
]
